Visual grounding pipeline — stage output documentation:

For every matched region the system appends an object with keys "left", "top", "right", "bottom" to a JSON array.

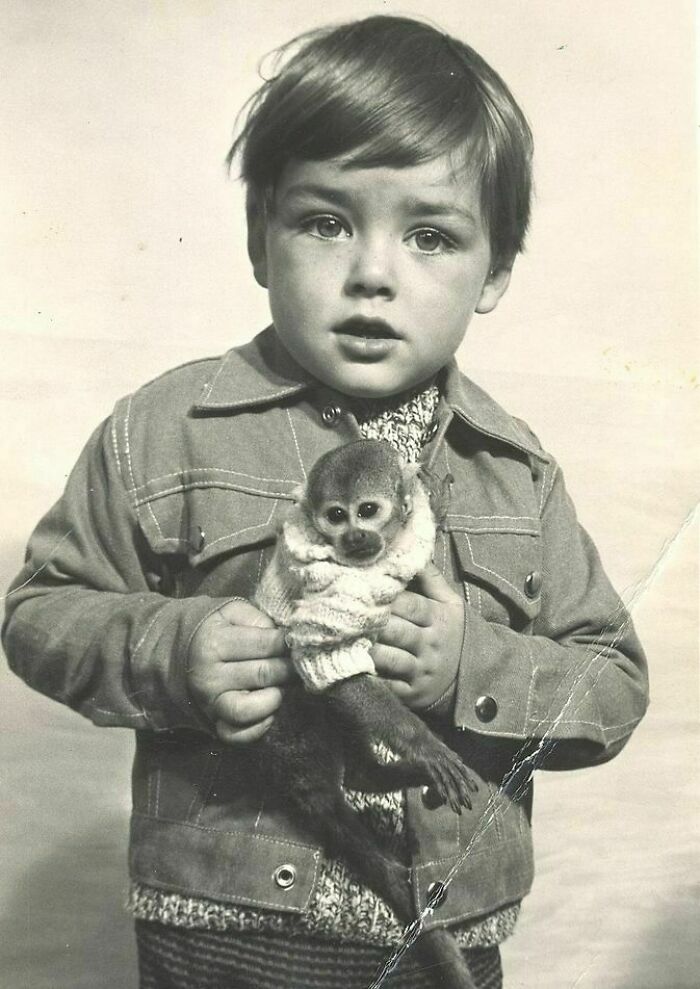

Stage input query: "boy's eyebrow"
[
  {"left": 403, "top": 198, "right": 478, "bottom": 225},
  {"left": 281, "top": 183, "right": 478, "bottom": 225},
  {"left": 282, "top": 183, "right": 354, "bottom": 208}
]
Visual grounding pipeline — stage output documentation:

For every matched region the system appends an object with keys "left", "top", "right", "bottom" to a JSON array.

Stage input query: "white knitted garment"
[{"left": 255, "top": 479, "right": 436, "bottom": 692}]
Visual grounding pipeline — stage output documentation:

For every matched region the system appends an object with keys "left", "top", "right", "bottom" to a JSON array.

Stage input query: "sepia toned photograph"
[{"left": 1, "top": 2, "right": 697, "bottom": 987}]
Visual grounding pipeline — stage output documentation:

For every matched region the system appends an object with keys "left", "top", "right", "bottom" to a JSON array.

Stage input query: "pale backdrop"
[{"left": 1, "top": 1, "right": 697, "bottom": 987}]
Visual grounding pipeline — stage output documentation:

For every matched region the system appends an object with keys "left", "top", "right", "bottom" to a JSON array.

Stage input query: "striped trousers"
[{"left": 135, "top": 920, "right": 503, "bottom": 989}]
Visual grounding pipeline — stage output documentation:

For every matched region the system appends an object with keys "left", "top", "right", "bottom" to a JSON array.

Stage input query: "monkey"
[{"left": 252, "top": 439, "right": 479, "bottom": 989}]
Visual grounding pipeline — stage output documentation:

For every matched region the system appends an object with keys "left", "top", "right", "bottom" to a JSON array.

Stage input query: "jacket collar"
[
  {"left": 193, "top": 327, "right": 312, "bottom": 410},
  {"left": 193, "top": 326, "right": 545, "bottom": 461}
]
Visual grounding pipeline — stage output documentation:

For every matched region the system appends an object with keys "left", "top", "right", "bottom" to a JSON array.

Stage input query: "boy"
[{"left": 2, "top": 15, "right": 648, "bottom": 989}]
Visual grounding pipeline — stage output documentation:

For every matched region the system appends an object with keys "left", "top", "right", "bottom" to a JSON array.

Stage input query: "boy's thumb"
[{"left": 218, "top": 597, "right": 277, "bottom": 628}]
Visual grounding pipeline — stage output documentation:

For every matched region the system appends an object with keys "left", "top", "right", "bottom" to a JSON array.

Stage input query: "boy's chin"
[{"left": 326, "top": 372, "right": 431, "bottom": 402}]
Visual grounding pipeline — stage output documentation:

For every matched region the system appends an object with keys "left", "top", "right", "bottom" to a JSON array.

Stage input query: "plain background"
[{"left": 1, "top": 1, "right": 697, "bottom": 987}]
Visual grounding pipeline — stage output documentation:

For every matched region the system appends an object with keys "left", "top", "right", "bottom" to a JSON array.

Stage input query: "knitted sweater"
[{"left": 254, "top": 477, "right": 436, "bottom": 692}]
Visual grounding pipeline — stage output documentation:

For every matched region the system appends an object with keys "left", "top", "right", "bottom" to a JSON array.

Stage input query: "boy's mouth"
[{"left": 333, "top": 317, "right": 399, "bottom": 340}]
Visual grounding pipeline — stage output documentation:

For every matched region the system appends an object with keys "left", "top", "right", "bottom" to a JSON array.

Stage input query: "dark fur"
[{"left": 256, "top": 676, "right": 478, "bottom": 988}]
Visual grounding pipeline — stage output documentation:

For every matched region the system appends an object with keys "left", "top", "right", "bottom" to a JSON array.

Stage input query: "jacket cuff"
[{"left": 130, "top": 596, "right": 240, "bottom": 733}]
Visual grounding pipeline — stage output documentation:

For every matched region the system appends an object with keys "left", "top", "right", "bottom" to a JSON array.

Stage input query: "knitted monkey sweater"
[{"left": 254, "top": 477, "right": 436, "bottom": 692}]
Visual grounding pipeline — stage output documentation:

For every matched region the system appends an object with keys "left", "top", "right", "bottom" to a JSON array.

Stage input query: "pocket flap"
[
  {"left": 133, "top": 473, "right": 292, "bottom": 565},
  {"left": 451, "top": 528, "right": 542, "bottom": 623}
]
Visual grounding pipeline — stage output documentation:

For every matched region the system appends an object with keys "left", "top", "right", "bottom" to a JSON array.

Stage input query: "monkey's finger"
[
  {"left": 212, "top": 685, "right": 284, "bottom": 728},
  {"left": 215, "top": 715, "right": 275, "bottom": 746}
]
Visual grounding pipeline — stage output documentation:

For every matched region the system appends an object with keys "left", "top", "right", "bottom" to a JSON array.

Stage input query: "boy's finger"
[
  {"left": 377, "top": 614, "right": 422, "bottom": 652},
  {"left": 218, "top": 657, "right": 292, "bottom": 691},
  {"left": 388, "top": 593, "right": 433, "bottom": 627},
  {"left": 371, "top": 642, "right": 416, "bottom": 681},
  {"left": 216, "top": 598, "right": 277, "bottom": 628},
  {"left": 410, "top": 562, "right": 459, "bottom": 604},
  {"left": 213, "top": 685, "right": 284, "bottom": 727},
  {"left": 215, "top": 715, "right": 275, "bottom": 746},
  {"left": 213, "top": 624, "right": 288, "bottom": 661}
]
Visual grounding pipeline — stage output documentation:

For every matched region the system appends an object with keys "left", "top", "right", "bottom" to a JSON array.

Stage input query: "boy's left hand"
[{"left": 372, "top": 562, "right": 464, "bottom": 711}]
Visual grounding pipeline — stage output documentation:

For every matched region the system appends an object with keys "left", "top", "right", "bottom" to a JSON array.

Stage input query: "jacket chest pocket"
[
  {"left": 134, "top": 477, "right": 293, "bottom": 600},
  {"left": 449, "top": 524, "right": 542, "bottom": 631}
]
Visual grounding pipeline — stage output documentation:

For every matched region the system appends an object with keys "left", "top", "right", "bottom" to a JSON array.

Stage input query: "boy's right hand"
[{"left": 187, "top": 599, "right": 291, "bottom": 745}]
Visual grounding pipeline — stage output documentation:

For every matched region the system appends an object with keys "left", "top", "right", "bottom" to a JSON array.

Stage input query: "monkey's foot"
[{"left": 418, "top": 743, "right": 478, "bottom": 814}]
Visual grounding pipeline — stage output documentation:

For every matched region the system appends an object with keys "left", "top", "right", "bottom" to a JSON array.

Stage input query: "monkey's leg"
[{"left": 327, "top": 674, "right": 478, "bottom": 814}]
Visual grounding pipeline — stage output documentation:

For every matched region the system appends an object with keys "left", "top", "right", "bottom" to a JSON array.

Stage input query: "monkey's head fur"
[{"left": 301, "top": 440, "right": 417, "bottom": 568}]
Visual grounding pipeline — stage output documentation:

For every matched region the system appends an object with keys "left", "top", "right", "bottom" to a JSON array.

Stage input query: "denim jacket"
[{"left": 2, "top": 327, "right": 648, "bottom": 930}]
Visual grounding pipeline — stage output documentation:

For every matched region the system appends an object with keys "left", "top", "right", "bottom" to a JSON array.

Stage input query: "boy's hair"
[{"left": 227, "top": 15, "right": 533, "bottom": 270}]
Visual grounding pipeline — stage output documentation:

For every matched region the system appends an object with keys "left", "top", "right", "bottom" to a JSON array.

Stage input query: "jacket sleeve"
[
  {"left": 453, "top": 461, "right": 649, "bottom": 770},
  {"left": 1, "top": 416, "right": 230, "bottom": 732}
]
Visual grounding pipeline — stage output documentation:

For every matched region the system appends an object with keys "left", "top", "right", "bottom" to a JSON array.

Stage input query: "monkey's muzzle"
[{"left": 340, "top": 528, "right": 383, "bottom": 564}]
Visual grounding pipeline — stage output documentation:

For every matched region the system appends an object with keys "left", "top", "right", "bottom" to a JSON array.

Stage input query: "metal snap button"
[
  {"left": 189, "top": 525, "right": 205, "bottom": 553},
  {"left": 421, "top": 784, "right": 444, "bottom": 810},
  {"left": 427, "top": 881, "right": 447, "bottom": 909},
  {"left": 524, "top": 570, "right": 542, "bottom": 598},
  {"left": 321, "top": 404, "right": 342, "bottom": 426},
  {"left": 475, "top": 695, "right": 498, "bottom": 723},
  {"left": 273, "top": 864, "right": 297, "bottom": 890}
]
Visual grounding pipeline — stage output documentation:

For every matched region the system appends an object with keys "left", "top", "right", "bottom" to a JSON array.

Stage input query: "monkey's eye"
[
  {"left": 357, "top": 502, "right": 379, "bottom": 519},
  {"left": 325, "top": 506, "right": 348, "bottom": 525}
]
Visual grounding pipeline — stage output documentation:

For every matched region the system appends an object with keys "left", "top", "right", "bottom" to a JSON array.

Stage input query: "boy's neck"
[{"left": 345, "top": 376, "right": 441, "bottom": 417}]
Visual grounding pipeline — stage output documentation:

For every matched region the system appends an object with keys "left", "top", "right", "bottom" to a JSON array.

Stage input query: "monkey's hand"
[
  {"left": 187, "top": 599, "right": 292, "bottom": 745},
  {"left": 372, "top": 562, "right": 463, "bottom": 712}
]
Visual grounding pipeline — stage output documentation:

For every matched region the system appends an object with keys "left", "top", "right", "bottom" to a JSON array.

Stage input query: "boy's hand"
[
  {"left": 188, "top": 599, "right": 291, "bottom": 745},
  {"left": 372, "top": 563, "right": 464, "bottom": 711}
]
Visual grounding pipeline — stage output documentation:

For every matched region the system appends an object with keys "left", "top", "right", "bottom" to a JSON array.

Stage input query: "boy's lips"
[
  {"left": 333, "top": 317, "right": 400, "bottom": 340},
  {"left": 332, "top": 317, "right": 401, "bottom": 360}
]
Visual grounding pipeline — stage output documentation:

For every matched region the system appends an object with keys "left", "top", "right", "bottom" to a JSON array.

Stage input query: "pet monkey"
[{"left": 254, "top": 440, "right": 479, "bottom": 989}]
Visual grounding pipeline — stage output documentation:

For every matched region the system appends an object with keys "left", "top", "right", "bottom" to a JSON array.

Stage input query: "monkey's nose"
[{"left": 341, "top": 528, "right": 381, "bottom": 559}]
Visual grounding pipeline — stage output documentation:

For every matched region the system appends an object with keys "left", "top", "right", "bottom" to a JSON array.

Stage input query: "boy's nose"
[{"left": 343, "top": 240, "right": 397, "bottom": 300}]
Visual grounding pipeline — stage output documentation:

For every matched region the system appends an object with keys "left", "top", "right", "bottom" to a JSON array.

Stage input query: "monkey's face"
[
  {"left": 312, "top": 493, "right": 406, "bottom": 567},
  {"left": 303, "top": 440, "right": 414, "bottom": 567}
]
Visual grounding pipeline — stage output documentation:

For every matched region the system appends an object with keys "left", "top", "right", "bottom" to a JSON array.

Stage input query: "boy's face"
[{"left": 250, "top": 154, "right": 511, "bottom": 399}]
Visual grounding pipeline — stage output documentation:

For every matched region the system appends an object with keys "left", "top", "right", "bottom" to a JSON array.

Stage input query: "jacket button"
[
  {"left": 421, "top": 784, "right": 444, "bottom": 810},
  {"left": 321, "top": 404, "right": 342, "bottom": 426},
  {"left": 187, "top": 525, "right": 206, "bottom": 552},
  {"left": 273, "top": 864, "right": 297, "bottom": 890},
  {"left": 524, "top": 570, "right": 542, "bottom": 598},
  {"left": 475, "top": 695, "right": 498, "bottom": 722},
  {"left": 427, "top": 881, "right": 447, "bottom": 909}
]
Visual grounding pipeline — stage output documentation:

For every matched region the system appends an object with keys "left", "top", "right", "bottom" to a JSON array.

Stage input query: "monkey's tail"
[{"left": 418, "top": 928, "right": 478, "bottom": 989}]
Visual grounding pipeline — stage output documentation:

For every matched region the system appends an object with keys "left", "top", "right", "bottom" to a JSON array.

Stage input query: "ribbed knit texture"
[{"left": 135, "top": 921, "right": 503, "bottom": 989}]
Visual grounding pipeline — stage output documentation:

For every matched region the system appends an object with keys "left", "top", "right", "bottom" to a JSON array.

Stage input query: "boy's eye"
[
  {"left": 325, "top": 506, "right": 348, "bottom": 524},
  {"left": 410, "top": 228, "right": 453, "bottom": 254},
  {"left": 305, "top": 215, "right": 348, "bottom": 240}
]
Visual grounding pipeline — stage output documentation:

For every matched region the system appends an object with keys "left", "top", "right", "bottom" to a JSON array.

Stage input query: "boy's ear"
[
  {"left": 246, "top": 190, "right": 268, "bottom": 288},
  {"left": 475, "top": 262, "right": 513, "bottom": 314}
]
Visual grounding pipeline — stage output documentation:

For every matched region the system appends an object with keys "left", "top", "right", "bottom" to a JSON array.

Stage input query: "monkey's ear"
[
  {"left": 418, "top": 467, "right": 454, "bottom": 525},
  {"left": 399, "top": 463, "right": 419, "bottom": 521},
  {"left": 291, "top": 482, "right": 306, "bottom": 505}
]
